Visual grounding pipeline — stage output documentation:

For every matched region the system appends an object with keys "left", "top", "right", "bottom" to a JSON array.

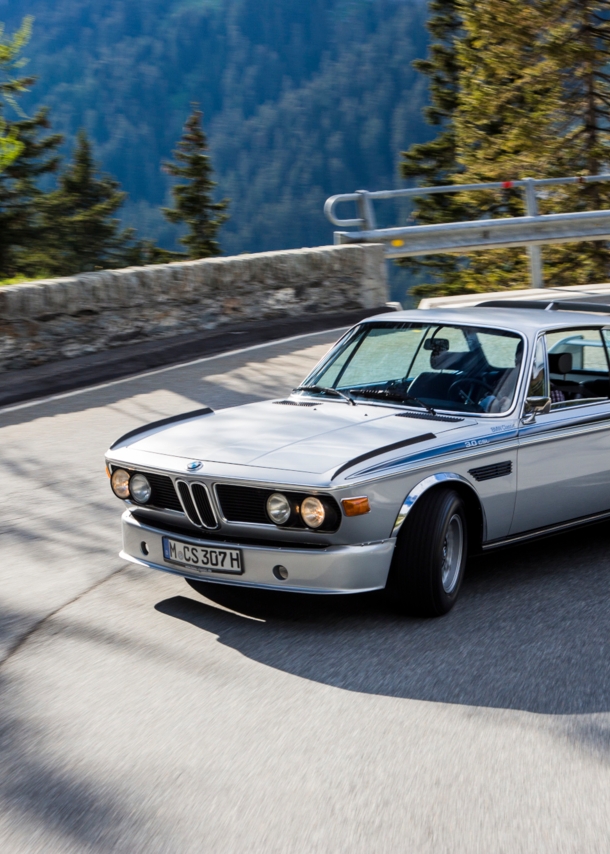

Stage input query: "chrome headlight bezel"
[
  {"left": 130, "top": 473, "right": 152, "bottom": 504},
  {"left": 111, "top": 468, "right": 131, "bottom": 500},
  {"left": 300, "top": 496, "right": 326, "bottom": 529},
  {"left": 266, "top": 492, "right": 292, "bottom": 525}
]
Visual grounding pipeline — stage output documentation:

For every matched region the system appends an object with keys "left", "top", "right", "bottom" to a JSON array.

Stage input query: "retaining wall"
[{"left": 0, "top": 244, "right": 387, "bottom": 372}]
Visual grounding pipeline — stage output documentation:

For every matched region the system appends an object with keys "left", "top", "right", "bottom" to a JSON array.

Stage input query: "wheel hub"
[{"left": 441, "top": 513, "right": 463, "bottom": 594}]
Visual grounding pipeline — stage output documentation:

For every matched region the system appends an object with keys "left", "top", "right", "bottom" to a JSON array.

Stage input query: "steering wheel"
[{"left": 448, "top": 378, "right": 496, "bottom": 408}]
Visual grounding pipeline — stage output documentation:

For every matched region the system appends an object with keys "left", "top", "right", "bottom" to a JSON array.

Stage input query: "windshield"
[{"left": 302, "top": 321, "right": 525, "bottom": 414}]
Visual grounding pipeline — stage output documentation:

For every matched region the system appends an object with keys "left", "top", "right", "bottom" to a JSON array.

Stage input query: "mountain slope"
[{"left": 2, "top": 0, "right": 429, "bottom": 255}]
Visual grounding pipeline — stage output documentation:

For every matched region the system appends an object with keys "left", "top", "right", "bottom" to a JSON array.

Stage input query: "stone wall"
[{"left": 0, "top": 244, "right": 387, "bottom": 372}]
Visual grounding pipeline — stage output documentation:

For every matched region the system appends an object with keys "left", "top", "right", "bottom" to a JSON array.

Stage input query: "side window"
[
  {"left": 527, "top": 336, "right": 548, "bottom": 400},
  {"left": 545, "top": 328, "right": 610, "bottom": 408}
]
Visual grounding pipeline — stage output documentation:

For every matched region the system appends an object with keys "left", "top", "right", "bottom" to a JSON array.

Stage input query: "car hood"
[{"left": 116, "top": 399, "right": 471, "bottom": 476}]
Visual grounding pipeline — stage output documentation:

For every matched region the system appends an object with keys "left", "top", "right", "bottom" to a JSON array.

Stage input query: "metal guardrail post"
[
  {"left": 325, "top": 174, "right": 610, "bottom": 289},
  {"left": 524, "top": 178, "right": 544, "bottom": 288},
  {"left": 356, "top": 190, "right": 377, "bottom": 231}
]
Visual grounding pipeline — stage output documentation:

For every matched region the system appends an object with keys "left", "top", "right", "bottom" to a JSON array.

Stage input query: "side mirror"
[{"left": 523, "top": 396, "right": 551, "bottom": 422}]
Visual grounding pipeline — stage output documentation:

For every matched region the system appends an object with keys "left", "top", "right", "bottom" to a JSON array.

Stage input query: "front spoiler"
[{"left": 121, "top": 510, "right": 395, "bottom": 594}]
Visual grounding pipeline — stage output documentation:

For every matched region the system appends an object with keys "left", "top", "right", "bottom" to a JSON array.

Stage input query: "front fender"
[{"left": 391, "top": 472, "right": 486, "bottom": 543}]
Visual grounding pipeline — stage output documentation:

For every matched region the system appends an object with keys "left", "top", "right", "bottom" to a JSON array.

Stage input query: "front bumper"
[{"left": 120, "top": 510, "right": 395, "bottom": 593}]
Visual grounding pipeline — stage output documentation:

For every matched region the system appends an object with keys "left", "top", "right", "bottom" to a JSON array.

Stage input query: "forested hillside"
[{"left": 1, "top": 0, "right": 429, "bottom": 255}]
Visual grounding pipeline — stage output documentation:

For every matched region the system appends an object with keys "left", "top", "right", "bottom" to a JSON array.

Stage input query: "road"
[{"left": 1, "top": 329, "right": 610, "bottom": 853}]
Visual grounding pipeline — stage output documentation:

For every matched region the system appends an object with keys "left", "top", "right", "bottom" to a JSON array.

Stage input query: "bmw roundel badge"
[{"left": 186, "top": 460, "right": 203, "bottom": 472}]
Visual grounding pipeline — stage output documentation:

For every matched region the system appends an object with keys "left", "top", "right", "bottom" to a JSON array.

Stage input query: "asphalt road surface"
[{"left": 1, "top": 329, "right": 610, "bottom": 853}]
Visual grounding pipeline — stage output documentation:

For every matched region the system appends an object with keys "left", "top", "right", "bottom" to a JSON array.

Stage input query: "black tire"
[{"left": 386, "top": 487, "right": 468, "bottom": 617}]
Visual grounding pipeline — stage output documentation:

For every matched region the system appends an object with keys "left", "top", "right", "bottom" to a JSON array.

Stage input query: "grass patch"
[{"left": 0, "top": 274, "right": 49, "bottom": 287}]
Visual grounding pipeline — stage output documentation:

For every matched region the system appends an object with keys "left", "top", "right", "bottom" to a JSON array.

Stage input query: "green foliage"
[
  {"left": 163, "top": 107, "right": 228, "bottom": 259},
  {"left": 0, "top": 121, "right": 22, "bottom": 172},
  {"left": 0, "top": 18, "right": 63, "bottom": 277},
  {"left": 31, "top": 130, "right": 142, "bottom": 276},
  {"left": 5, "top": 0, "right": 429, "bottom": 257},
  {"left": 404, "top": 0, "right": 610, "bottom": 296},
  {"left": 399, "top": 0, "right": 469, "bottom": 290}
]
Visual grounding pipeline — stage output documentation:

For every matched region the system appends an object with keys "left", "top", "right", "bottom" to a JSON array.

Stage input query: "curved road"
[{"left": 1, "top": 329, "right": 610, "bottom": 852}]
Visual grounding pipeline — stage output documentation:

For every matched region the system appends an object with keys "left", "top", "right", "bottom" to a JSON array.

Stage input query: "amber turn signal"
[{"left": 341, "top": 496, "right": 371, "bottom": 517}]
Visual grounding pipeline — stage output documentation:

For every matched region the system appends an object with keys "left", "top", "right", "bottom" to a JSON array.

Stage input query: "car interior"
[{"left": 547, "top": 333, "right": 610, "bottom": 407}]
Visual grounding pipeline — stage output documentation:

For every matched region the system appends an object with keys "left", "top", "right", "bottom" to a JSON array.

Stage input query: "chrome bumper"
[{"left": 120, "top": 510, "right": 395, "bottom": 594}]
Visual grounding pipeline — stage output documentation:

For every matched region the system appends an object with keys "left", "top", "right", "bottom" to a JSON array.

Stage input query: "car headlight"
[
  {"left": 300, "top": 496, "right": 325, "bottom": 529},
  {"left": 111, "top": 469, "right": 131, "bottom": 500},
  {"left": 130, "top": 473, "right": 152, "bottom": 504},
  {"left": 266, "top": 492, "right": 291, "bottom": 525}
]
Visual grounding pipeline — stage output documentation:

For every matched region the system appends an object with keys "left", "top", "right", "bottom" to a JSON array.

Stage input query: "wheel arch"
[{"left": 392, "top": 473, "right": 485, "bottom": 553}]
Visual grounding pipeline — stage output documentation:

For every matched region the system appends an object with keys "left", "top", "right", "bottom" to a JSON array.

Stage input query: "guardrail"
[{"left": 324, "top": 175, "right": 610, "bottom": 288}]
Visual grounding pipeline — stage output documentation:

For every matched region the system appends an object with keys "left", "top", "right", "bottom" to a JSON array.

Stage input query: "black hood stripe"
[
  {"left": 109, "top": 407, "right": 214, "bottom": 450},
  {"left": 331, "top": 432, "right": 436, "bottom": 481}
]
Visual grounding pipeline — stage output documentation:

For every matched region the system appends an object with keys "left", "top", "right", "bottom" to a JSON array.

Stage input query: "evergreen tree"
[
  {"left": 443, "top": 0, "right": 562, "bottom": 292},
  {"left": 541, "top": 0, "right": 610, "bottom": 284},
  {"left": 403, "top": 0, "right": 610, "bottom": 295},
  {"left": 0, "top": 18, "right": 62, "bottom": 277},
  {"left": 35, "top": 130, "right": 138, "bottom": 276},
  {"left": 163, "top": 107, "right": 229, "bottom": 259},
  {"left": 0, "top": 120, "right": 22, "bottom": 172},
  {"left": 399, "top": 0, "right": 467, "bottom": 290}
]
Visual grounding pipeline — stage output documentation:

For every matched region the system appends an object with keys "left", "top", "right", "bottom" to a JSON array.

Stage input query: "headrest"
[
  {"left": 549, "top": 352, "right": 572, "bottom": 374},
  {"left": 514, "top": 339, "right": 524, "bottom": 366}
]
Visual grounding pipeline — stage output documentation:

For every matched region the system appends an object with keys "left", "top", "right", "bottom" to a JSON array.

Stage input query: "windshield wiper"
[
  {"left": 347, "top": 386, "right": 436, "bottom": 416},
  {"left": 293, "top": 385, "right": 357, "bottom": 406}
]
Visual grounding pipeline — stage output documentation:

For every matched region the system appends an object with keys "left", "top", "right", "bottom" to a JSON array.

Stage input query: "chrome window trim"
[
  {"left": 300, "top": 320, "right": 530, "bottom": 420},
  {"left": 522, "top": 324, "right": 610, "bottom": 422}
]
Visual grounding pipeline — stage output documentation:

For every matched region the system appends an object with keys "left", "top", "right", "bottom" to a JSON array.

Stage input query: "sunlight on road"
[{"left": 202, "top": 343, "right": 332, "bottom": 397}]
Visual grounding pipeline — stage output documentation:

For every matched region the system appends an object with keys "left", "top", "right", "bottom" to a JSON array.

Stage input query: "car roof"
[{"left": 364, "top": 306, "right": 610, "bottom": 333}]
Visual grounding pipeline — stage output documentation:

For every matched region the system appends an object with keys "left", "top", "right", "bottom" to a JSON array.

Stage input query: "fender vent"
[
  {"left": 469, "top": 461, "right": 512, "bottom": 482},
  {"left": 273, "top": 400, "right": 317, "bottom": 407}
]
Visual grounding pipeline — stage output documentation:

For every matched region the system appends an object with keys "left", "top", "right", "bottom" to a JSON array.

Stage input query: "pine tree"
[
  {"left": 450, "top": 0, "right": 610, "bottom": 291},
  {"left": 398, "top": 0, "right": 468, "bottom": 290},
  {"left": 163, "top": 107, "right": 229, "bottom": 259},
  {"left": 403, "top": 0, "right": 610, "bottom": 295},
  {"left": 0, "top": 18, "right": 62, "bottom": 277},
  {"left": 541, "top": 0, "right": 610, "bottom": 284},
  {"left": 0, "top": 121, "right": 22, "bottom": 172},
  {"left": 444, "top": 0, "right": 563, "bottom": 292},
  {"left": 34, "top": 130, "right": 138, "bottom": 276}
]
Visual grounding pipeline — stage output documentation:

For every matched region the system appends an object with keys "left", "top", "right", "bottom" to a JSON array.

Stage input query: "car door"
[{"left": 511, "top": 326, "right": 610, "bottom": 534}]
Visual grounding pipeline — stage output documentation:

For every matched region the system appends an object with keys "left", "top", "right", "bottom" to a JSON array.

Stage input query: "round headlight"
[
  {"left": 301, "top": 496, "right": 325, "bottom": 529},
  {"left": 266, "top": 493, "right": 291, "bottom": 525},
  {"left": 130, "top": 473, "right": 152, "bottom": 504},
  {"left": 111, "top": 469, "right": 131, "bottom": 500}
]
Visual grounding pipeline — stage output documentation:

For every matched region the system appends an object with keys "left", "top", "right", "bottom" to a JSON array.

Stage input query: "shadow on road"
[
  {"left": 156, "top": 520, "right": 610, "bottom": 715},
  {"left": 0, "top": 643, "right": 144, "bottom": 852}
]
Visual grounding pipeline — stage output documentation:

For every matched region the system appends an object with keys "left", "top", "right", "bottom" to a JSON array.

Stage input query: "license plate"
[{"left": 162, "top": 537, "right": 243, "bottom": 575}]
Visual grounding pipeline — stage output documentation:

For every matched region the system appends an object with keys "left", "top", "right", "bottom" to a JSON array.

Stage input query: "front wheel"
[{"left": 386, "top": 487, "right": 468, "bottom": 617}]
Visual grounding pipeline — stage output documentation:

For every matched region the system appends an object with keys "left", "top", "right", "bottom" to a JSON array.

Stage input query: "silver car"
[{"left": 105, "top": 303, "right": 610, "bottom": 616}]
